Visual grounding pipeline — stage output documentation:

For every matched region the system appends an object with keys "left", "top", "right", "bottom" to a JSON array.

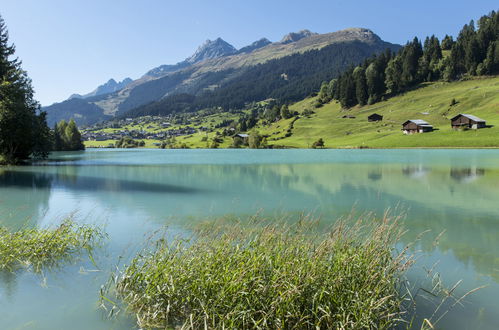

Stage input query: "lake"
[{"left": 1, "top": 149, "right": 498, "bottom": 329}]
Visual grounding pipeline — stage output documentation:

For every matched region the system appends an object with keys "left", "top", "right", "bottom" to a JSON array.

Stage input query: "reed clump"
[
  {"left": 113, "top": 215, "right": 411, "bottom": 329},
  {"left": 0, "top": 220, "right": 104, "bottom": 273}
]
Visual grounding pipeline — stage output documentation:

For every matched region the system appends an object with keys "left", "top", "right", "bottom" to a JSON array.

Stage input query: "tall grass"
[
  {"left": 110, "top": 214, "right": 413, "bottom": 329},
  {"left": 0, "top": 219, "right": 104, "bottom": 273}
]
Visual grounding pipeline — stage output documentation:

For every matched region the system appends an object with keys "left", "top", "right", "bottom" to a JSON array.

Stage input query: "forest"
[{"left": 324, "top": 10, "right": 499, "bottom": 109}]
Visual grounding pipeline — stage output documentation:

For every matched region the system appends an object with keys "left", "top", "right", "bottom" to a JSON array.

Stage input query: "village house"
[
  {"left": 233, "top": 133, "right": 249, "bottom": 143},
  {"left": 450, "top": 114, "right": 486, "bottom": 130},
  {"left": 368, "top": 113, "right": 383, "bottom": 122},
  {"left": 402, "top": 119, "right": 433, "bottom": 134}
]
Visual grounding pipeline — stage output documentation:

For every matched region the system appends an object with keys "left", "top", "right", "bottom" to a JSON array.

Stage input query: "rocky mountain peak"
[
  {"left": 185, "top": 37, "right": 237, "bottom": 64},
  {"left": 280, "top": 29, "right": 318, "bottom": 44},
  {"left": 237, "top": 38, "right": 272, "bottom": 54},
  {"left": 338, "top": 28, "right": 382, "bottom": 43}
]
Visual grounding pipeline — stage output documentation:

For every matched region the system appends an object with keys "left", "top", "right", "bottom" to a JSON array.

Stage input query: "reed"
[
  {"left": 0, "top": 219, "right": 104, "bottom": 273},
  {"left": 111, "top": 214, "right": 412, "bottom": 329}
]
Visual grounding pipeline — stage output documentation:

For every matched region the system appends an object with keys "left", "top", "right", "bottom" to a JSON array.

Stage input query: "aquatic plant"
[
  {"left": 0, "top": 220, "right": 104, "bottom": 273},
  {"left": 109, "top": 214, "right": 413, "bottom": 329}
]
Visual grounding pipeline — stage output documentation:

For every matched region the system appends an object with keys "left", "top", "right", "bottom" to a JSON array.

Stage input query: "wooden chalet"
[
  {"left": 402, "top": 120, "right": 433, "bottom": 134},
  {"left": 368, "top": 113, "right": 383, "bottom": 122},
  {"left": 233, "top": 133, "right": 249, "bottom": 142},
  {"left": 450, "top": 114, "right": 486, "bottom": 130}
]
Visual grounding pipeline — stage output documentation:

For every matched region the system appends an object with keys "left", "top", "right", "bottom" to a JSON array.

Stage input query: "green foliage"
[
  {"left": 311, "top": 138, "right": 325, "bottom": 148},
  {"left": 115, "top": 136, "right": 144, "bottom": 148},
  {"left": 248, "top": 131, "right": 266, "bottom": 149},
  {"left": 159, "top": 136, "right": 189, "bottom": 149},
  {"left": 109, "top": 216, "right": 407, "bottom": 329},
  {"left": 0, "top": 220, "right": 103, "bottom": 273},
  {"left": 0, "top": 15, "right": 51, "bottom": 164},
  {"left": 280, "top": 104, "right": 291, "bottom": 119},
  {"left": 54, "top": 119, "right": 85, "bottom": 151}
]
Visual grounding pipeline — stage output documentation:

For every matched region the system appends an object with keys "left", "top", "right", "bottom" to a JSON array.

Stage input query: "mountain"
[
  {"left": 144, "top": 38, "right": 236, "bottom": 78},
  {"left": 236, "top": 38, "right": 272, "bottom": 54},
  {"left": 69, "top": 78, "right": 133, "bottom": 100},
  {"left": 280, "top": 29, "right": 318, "bottom": 44},
  {"left": 43, "top": 28, "right": 400, "bottom": 126}
]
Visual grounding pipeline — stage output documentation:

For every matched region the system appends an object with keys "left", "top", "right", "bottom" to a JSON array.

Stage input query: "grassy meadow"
[{"left": 260, "top": 76, "right": 499, "bottom": 148}]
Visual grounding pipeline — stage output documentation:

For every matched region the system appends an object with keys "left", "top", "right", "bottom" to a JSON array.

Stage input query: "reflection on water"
[
  {"left": 450, "top": 167, "right": 486, "bottom": 183},
  {"left": 0, "top": 149, "right": 499, "bottom": 329}
]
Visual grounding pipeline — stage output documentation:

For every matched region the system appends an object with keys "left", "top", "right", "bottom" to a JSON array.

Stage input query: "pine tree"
[
  {"left": 385, "top": 56, "right": 403, "bottom": 94},
  {"left": 0, "top": 15, "right": 51, "bottom": 163},
  {"left": 441, "top": 35, "right": 455, "bottom": 50},
  {"left": 353, "top": 66, "right": 368, "bottom": 106}
]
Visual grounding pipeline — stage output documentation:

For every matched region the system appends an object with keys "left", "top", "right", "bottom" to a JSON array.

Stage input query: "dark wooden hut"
[
  {"left": 368, "top": 113, "right": 383, "bottom": 122},
  {"left": 402, "top": 119, "right": 433, "bottom": 134},
  {"left": 450, "top": 114, "right": 486, "bottom": 130}
]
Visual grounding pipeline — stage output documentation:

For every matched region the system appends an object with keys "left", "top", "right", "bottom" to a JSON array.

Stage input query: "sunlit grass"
[
  {"left": 0, "top": 219, "right": 104, "bottom": 273},
  {"left": 108, "top": 214, "right": 413, "bottom": 329}
]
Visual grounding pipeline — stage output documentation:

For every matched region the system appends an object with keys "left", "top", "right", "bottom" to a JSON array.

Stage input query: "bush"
[{"left": 312, "top": 138, "right": 325, "bottom": 148}]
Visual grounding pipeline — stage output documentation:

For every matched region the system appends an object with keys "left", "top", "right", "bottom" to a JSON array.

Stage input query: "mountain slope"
[
  {"left": 257, "top": 76, "right": 499, "bottom": 148},
  {"left": 44, "top": 28, "right": 400, "bottom": 126},
  {"left": 126, "top": 40, "right": 399, "bottom": 117}
]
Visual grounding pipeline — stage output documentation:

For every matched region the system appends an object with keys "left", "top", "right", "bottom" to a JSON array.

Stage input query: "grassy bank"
[
  {"left": 0, "top": 220, "right": 103, "bottom": 273},
  {"left": 108, "top": 215, "right": 412, "bottom": 329}
]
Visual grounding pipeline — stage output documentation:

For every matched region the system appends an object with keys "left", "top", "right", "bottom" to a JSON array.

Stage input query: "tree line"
[
  {"left": 0, "top": 15, "right": 84, "bottom": 164},
  {"left": 321, "top": 10, "right": 499, "bottom": 109}
]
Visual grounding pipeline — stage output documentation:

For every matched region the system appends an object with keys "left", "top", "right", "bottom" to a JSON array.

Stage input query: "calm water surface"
[{"left": 1, "top": 149, "right": 498, "bottom": 329}]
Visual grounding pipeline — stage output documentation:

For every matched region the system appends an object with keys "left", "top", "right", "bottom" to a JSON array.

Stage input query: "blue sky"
[{"left": 1, "top": 0, "right": 497, "bottom": 105}]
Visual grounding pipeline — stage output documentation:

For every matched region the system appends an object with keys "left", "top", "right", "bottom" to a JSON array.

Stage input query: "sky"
[{"left": 1, "top": 0, "right": 497, "bottom": 106}]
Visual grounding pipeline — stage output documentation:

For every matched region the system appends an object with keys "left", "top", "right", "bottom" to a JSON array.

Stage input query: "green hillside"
[
  {"left": 85, "top": 76, "right": 499, "bottom": 149},
  {"left": 256, "top": 76, "right": 499, "bottom": 148}
]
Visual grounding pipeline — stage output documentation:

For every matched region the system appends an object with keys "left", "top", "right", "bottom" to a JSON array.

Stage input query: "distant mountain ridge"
[
  {"left": 43, "top": 28, "right": 401, "bottom": 126},
  {"left": 69, "top": 78, "right": 133, "bottom": 100}
]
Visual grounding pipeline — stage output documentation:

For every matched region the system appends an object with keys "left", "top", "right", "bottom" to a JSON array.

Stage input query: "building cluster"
[
  {"left": 82, "top": 126, "right": 197, "bottom": 142},
  {"left": 366, "top": 112, "right": 487, "bottom": 134}
]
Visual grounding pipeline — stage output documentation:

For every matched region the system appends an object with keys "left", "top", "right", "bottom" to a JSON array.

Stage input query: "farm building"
[
  {"left": 368, "top": 113, "right": 383, "bottom": 122},
  {"left": 402, "top": 120, "right": 433, "bottom": 134},
  {"left": 450, "top": 114, "right": 486, "bottom": 130}
]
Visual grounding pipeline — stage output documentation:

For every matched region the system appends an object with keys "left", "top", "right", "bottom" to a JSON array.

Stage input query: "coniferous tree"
[
  {"left": 385, "top": 56, "right": 403, "bottom": 94},
  {"left": 0, "top": 15, "right": 51, "bottom": 163},
  {"left": 441, "top": 35, "right": 455, "bottom": 50},
  {"left": 353, "top": 66, "right": 368, "bottom": 106},
  {"left": 53, "top": 119, "right": 84, "bottom": 151}
]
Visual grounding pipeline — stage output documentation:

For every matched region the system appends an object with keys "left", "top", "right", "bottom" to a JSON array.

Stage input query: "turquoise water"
[{"left": 1, "top": 149, "right": 498, "bottom": 329}]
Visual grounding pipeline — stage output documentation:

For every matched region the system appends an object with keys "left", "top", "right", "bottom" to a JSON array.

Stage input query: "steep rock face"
[
  {"left": 280, "top": 29, "right": 318, "bottom": 44},
  {"left": 236, "top": 38, "right": 272, "bottom": 54}
]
